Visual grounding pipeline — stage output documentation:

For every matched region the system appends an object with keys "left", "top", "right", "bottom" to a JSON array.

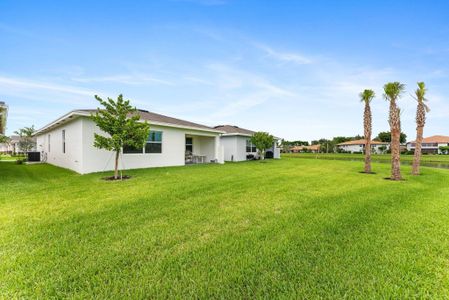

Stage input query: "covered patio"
[{"left": 185, "top": 134, "right": 222, "bottom": 164}]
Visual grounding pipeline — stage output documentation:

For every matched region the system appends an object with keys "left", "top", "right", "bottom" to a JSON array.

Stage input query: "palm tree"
[
  {"left": 412, "top": 82, "right": 430, "bottom": 175},
  {"left": 360, "top": 89, "right": 375, "bottom": 173},
  {"left": 383, "top": 82, "right": 405, "bottom": 180}
]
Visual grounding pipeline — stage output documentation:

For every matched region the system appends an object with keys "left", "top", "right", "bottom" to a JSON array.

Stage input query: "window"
[
  {"left": 62, "top": 130, "right": 66, "bottom": 153},
  {"left": 246, "top": 139, "right": 257, "bottom": 153},
  {"left": 145, "top": 131, "right": 162, "bottom": 153},
  {"left": 186, "top": 137, "right": 193, "bottom": 153},
  {"left": 123, "top": 144, "right": 143, "bottom": 154},
  {"left": 48, "top": 134, "right": 51, "bottom": 152}
]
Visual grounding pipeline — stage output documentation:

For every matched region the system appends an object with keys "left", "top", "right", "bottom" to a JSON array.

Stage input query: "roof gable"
[
  {"left": 408, "top": 135, "right": 449, "bottom": 144},
  {"left": 213, "top": 125, "right": 255, "bottom": 136},
  {"left": 337, "top": 139, "right": 389, "bottom": 146}
]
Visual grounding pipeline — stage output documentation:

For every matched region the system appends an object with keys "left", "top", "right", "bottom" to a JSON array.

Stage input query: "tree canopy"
[
  {"left": 374, "top": 131, "right": 407, "bottom": 144},
  {"left": 250, "top": 132, "right": 274, "bottom": 160},
  {"left": 14, "top": 126, "right": 35, "bottom": 153},
  {"left": 91, "top": 94, "right": 150, "bottom": 179}
]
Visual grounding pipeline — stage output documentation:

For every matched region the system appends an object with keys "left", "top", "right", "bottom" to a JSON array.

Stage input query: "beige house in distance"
[
  {"left": 337, "top": 139, "right": 389, "bottom": 154},
  {"left": 406, "top": 135, "right": 449, "bottom": 154}
]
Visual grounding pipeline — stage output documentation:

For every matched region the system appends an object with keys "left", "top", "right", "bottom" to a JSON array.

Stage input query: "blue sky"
[{"left": 1, "top": 0, "right": 448, "bottom": 141}]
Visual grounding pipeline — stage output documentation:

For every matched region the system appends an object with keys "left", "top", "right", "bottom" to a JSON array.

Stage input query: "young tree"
[
  {"left": 91, "top": 94, "right": 150, "bottom": 179},
  {"left": 250, "top": 132, "right": 274, "bottom": 160},
  {"left": 14, "top": 126, "right": 35, "bottom": 154},
  {"left": 378, "top": 145, "right": 387, "bottom": 154},
  {"left": 0, "top": 134, "right": 10, "bottom": 144},
  {"left": 383, "top": 82, "right": 405, "bottom": 180},
  {"left": 360, "top": 89, "right": 375, "bottom": 173},
  {"left": 374, "top": 131, "right": 407, "bottom": 143},
  {"left": 280, "top": 139, "right": 290, "bottom": 153},
  {"left": 412, "top": 82, "right": 430, "bottom": 175}
]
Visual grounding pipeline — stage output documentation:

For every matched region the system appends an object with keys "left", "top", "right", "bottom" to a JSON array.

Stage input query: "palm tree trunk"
[
  {"left": 114, "top": 150, "right": 120, "bottom": 179},
  {"left": 391, "top": 127, "right": 401, "bottom": 180},
  {"left": 364, "top": 103, "right": 372, "bottom": 173},
  {"left": 412, "top": 126, "right": 424, "bottom": 175},
  {"left": 365, "top": 141, "right": 371, "bottom": 173},
  {"left": 389, "top": 103, "right": 402, "bottom": 180}
]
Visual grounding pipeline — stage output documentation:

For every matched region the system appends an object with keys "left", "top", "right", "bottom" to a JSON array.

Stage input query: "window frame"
[
  {"left": 62, "top": 130, "right": 66, "bottom": 154},
  {"left": 123, "top": 144, "right": 144, "bottom": 154},
  {"left": 145, "top": 130, "right": 163, "bottom": 154},
  {"left": 185, "top": 137, "right": 193, "bottom": 153},
  {"left": 246, "top": 139, "right": 257, "bottom": 153},
  {"left": 48, "top": 134, "right": 51, "bottom": 152}
]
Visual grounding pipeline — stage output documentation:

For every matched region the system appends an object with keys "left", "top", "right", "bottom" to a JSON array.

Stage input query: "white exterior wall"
[
  {"left": 35, "top": 116, "right": 222, "bottom": 174},
  {"left": 221, "top": 136, "right": 250, "bottom": 162},
  {"left": 81, "top": 118, "right": 185, "bottom": 174},
  {"left": 80, "top": 117, "right": 222, "bottom": 174},
  {"left": 221, "top": 136, "right": 239, "bottom": 162},
  {"left": 36, "top": 118, "right": 84, "bottom": 173},
  {"left": 407, "top": 142, "right": 449, "bottom": 154},
  {"left": 338, "top": 144, "right": 389, "bottom": 154},
  {"left": 0, "top": 143, "right": 9, "bottom": 152},
  {"left": 338, "top": 144, "right": 363, "bottom": 153},
  {"left": 221, "top": 135, "right": 281, "bottom": 161}
]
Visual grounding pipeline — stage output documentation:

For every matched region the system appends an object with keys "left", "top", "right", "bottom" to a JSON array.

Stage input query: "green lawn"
[
  {"left": 0, "top": 154, "right": 14, "bottom": 161},
  {"left": 1, "top": 159, "right": 449, "bottom": 298},
  {"left": 0, "top": 154, "right": 26, "bottom": 161},
  {"left": 284, "top": 152, "right": 449, "bottom": 163}
]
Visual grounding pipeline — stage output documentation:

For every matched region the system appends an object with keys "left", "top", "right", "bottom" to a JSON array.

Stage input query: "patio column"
[{"left": 215, "top": 135, "right": 224, "bottom": 163}]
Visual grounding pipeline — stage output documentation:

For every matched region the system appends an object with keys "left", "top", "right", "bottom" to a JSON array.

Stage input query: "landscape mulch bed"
[{"left": 102, "top": 175, "right": 132, "bottom": 181}]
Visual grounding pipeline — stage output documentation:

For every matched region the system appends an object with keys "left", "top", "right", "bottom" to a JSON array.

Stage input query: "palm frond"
[
  {"left": 383, "top": 82, "right": 406, "bottom": 101},
  {"left": 359, "top": 89, "right": 375, "bottom": 103}
]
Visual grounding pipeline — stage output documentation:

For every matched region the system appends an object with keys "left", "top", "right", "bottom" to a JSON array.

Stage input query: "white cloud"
[
  {"left": 198, "top": 63, "right": 296, "bottom": 119},
  {"left": 0, "top": 76, "right": 98, "bottom": 97},
  {"left": 255, "top": 44, "right": 313, "bottom": 65}
]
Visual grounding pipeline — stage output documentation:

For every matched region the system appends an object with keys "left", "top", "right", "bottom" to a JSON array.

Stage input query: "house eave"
[{"left": 34, "top": 110, "right": 225, "bottom": 136}]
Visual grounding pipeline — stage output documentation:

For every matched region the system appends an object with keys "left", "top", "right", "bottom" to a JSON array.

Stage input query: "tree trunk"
[
  {"left": 364, "top": 103, "right": 372, "bottom": 173},
  {"left": 391, "top": 127, "right": 401, "bottom": 180},
  {"left": 412, "top": 126, "right": 424, "bottom": 175},
  {"left": 114, "top": 150, "right": 120, "bottom": 179},
  {"left": 364, "top": 141, "right": 372, "bottom": 173},
  {"left": 389, "top": 102, "right": 402, "bottom": 180}
]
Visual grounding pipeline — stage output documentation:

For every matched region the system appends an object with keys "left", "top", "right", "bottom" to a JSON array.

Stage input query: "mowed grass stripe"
[{"left": 1, "top": 159, "right": 449, "bottom": 298}]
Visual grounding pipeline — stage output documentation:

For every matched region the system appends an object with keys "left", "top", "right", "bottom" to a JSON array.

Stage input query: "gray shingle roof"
[
  {"left": 213, "top": 125, "right": 255, "bottom": 135},
  {"left": 36, "top": 109, "right": 222, "bottom": 134}
]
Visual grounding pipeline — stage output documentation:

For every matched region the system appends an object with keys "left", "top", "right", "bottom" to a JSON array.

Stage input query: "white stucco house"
[
  {"left": 406, "top": 135, "right": 449, "bottom": 154},
  {"left": 337, "top": 139, "right": 390, "bottom": 154},
  {"left": 214, "top": 125, "right": 281, "bottom": 161},
  {"left": 34, "top": 109, "right": 225, "bottom": 174}
]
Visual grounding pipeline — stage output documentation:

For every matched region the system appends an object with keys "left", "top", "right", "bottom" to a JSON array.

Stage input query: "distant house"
[
  {"left": 34, "top": 109, "right": 225, "bottom": 174},
  {"left": 406, "top": 135, "right": 449, "bottom": 154},
  {"left": 214, "top": 125, "right": 281, "bottom": 161},
  {"left": 290, "top": 144, "right": 320, "bottom": 153},
  {"left": 0, "top": 135, "right": 37, "bottom": 154},
  {"left": 337, "top": 139, "right": 389, "bottom": 154}
]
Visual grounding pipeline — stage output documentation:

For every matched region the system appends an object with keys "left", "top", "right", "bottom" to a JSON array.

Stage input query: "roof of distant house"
[
  {"left": 290, "top": 144, "right": 320, "bottom": 151},
  {"left": 337, "top": 139, "right": 389, "bottom": 146},
  {"left": 35, "top": 109, "right": 224, "bottom": 135},
  {"left": 407, "top": 135, "right": 449, "bottom": 144}
]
